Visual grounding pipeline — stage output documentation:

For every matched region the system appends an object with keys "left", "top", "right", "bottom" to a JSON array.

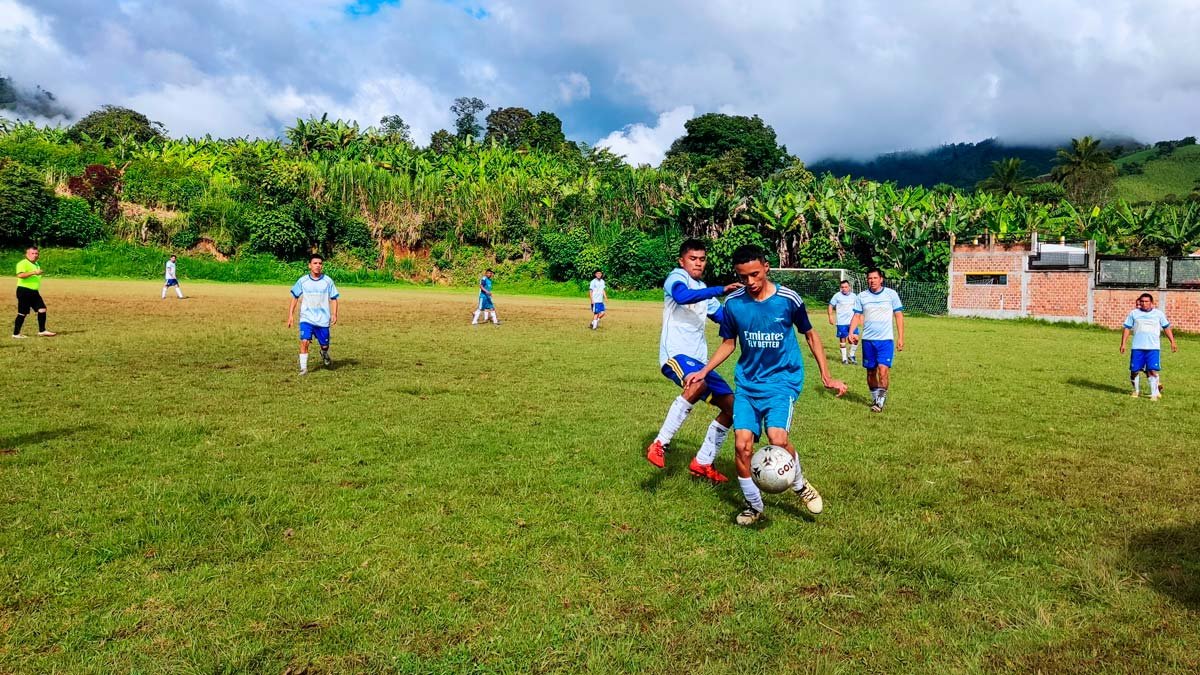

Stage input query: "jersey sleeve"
[
  {"left": 718, "top": 303, "right": 738, "bottom": 340},
  {"left": 328, "top": 279, "right": 340, "bottom": 299},
  {"left": 890, "top": 289, "right": 904, "bottom": 312},
  {"left": 290, "top": 278, "right": 304, "bottom": 298},
  {"left": 1122, "top": 311, "right": 1135, "bottom": 329},
  {"left": 1159, "top": 311, "right": 1170, "bottom": 328},
  {"left": 793, "top": 299, "right": 814, "bottom": 333},
  {"left": 853, "top": 295, "right": 863, "bottom": 313},
  {"left": 829, "top": 294, "right": 838, "bottom": 307},
  {"left": 705, "top": 297, "right": 721, "bottom": 316}
]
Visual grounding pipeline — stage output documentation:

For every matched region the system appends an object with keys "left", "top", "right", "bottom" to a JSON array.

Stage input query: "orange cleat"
[
  {"left": 646, "top": 440, "right": 666, "bottom": 468},
  {"left": 688, "top": 458, "right": 729, "bottom": 483}
]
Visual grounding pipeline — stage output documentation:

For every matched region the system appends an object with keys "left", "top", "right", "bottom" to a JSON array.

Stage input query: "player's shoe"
[
  {"left": 1150, "top": 393, "right": 1161, "bottom": 401},
  {"left": 299, "top": 368, "right": 308, "bottom": 376},
  {"left": 1129, "top": 390, "right": 1139, "bottom": 398},
  {"left": 321, "top": 351, "right": 331, "bottom": 367},
  {"left": 841, "top": 358, "right": 848, "bottom": 365},
  {"left": 12, "top": 334, "right": 26, "bottom": 339},
  {"left": 688, "top": 458, "right": 728, "bottom": 483},
  {"left": 849, "top": 356, "right": 857, "bottom": 365},
  {"left": 645, "top": 440, "right": 666, "bottom": 468},
  {"left": 794, "top": 482, "right": 824, "bottom": 514},
  {"left": 870, "top": 399, "right": 883, "bottom": 413},
  {"left": 735, "top": 502, "right": 763, "bottom": 526},
  {"left": 37, "top": 331, "right": 56, "bottom": 337}
]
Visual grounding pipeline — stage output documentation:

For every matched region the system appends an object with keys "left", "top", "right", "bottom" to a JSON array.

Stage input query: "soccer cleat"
[
  {"left": 645, "top": 440, "right": 666, "bottom": 468},
  {"left": 735, "top": 503, "right": 764, "bottom": 526},
  {"left": 849, "top": 356, "right": 857, "bottom": 365},
  {"left": 299, "top": 368, "right": 308, "bottom": 376},
  {"left": 841, "top": 358, "right": 848, "bottom": 365},
  {"left": 321, "top": 351, "right": 331, "bottom": 367},
  {"left": 1150, "top": 393, "right": 1160, "bottom": 402},
  {"left": 12, "top": 334, "right": 27, "bottom": 339},
  {"left": 37, "top": 331, "right": 56, "bottom": 337},
  {"left": 794, "top": 482, "right": 824, "bottom": 514},
  {"left": 870, "top": 400, "right": 883, "bottom": 413},
  {"left": 1130, "top": 390, "right": 1140, "bottom": 398},
  {"left": 688, "top": 458, "right": 729, "bottom": 483}
]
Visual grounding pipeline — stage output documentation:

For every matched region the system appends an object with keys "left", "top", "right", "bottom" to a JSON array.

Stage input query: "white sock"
[
  {"left": 694, "top": 420, "right": 729, "bottom": 465},
  {"left": 1131, "top": 374, "right": 1140, "bottom": 394},
  {"left": 790, "top": 450, "right": 806, "bottom": 491},
  {"left": 840, "top": 346, "right": 847, "bottom": 360},
  {"left": 175, "top": 287, "right": 183, "bottom": 298},
  {"left": 1149, "top": 375, "right": 1159, "bottom": 394},
  {"left": 299, "top": 353, "right": 309, "bottom": 371},
  {"left": 491, "top": 312, "right": 499, "bottom": 324},
  {"left": 472, "top": 310, "right": 480, "bottom": 323},
  {"left": 655, "top": 395, "right": 694, "bottom": 445},
  {"left": 161, "top": 287, "right": 167, "bottom": 299},
  {"left": 591, "top": 318, "right": 597, "bottom": 329},
  {"left": 738, "top": 477, "right": 764, "bottom": 512},
  {"left": 850, "top": 344, "right": 857, "bottom": 357}
]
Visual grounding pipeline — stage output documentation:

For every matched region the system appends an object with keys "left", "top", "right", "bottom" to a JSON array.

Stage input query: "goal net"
[{"left": 773, "top": 268, "right": 948, "bottom": 315}]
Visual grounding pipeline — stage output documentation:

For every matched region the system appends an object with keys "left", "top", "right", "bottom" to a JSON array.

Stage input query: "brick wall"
[
  {"left": 1161, "top": 292, "right": 1200, "bottom": 332},
  {"left": 1093, "top": 289, "right": 1147, "bottom": 329},
  {"left": 949, "top": 243, "right": 1026, "bottom": 315},
  {"left": 1027, "top": 272, "right": 1090, "bottom": 320}
]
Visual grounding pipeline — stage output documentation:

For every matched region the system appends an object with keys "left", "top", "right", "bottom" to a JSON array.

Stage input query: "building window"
[
  {"left": 1096, "top": 257, "right": 1158, "bottom": 288},
  {"left": 965, "top": 273, "right": 1008, "bottom": 286},
  {"left": 1167, "top": 257, "right": 1200, "bottom": 289}
]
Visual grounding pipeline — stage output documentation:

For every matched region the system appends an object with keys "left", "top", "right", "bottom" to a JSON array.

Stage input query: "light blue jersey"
[
  {"left": 1124, "top": 308, "right": 1170, "bottom": 350},
  {"left": 479, "top": 276, "right": 493, "bottom": 298},
  {"left": 290, "top": 274, "right": 340, "bottom": 327},
  {"left": 829, "top": 290, "right": 856, "bottom": 325},
  {"left": 854, "top": 287, "right": 903, "bottom": 340},
  {"left": 719, "top": 285, "right": 813, "bottom": 398}
]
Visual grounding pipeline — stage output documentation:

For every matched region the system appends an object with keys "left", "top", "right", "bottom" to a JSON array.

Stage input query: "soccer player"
[
  {"left": 13, "top": 246, "right": 55, "bottom": 338},
  {"left": 827, "top": 280, "right": 857, "bottom": 364},
  {"left": 472, "top": 269, "right": 499, "bottom": 325},
  {"left": 1120, "top": 293, "right": 1177, "bottom": 401},
  {"left": 685, "top": 245, "right": 847, "bottom": 525},
  {"left": 848, "top": 268, "right": 904, "bottom": 412},
  {"left": 286, "top": 255, "right": 339, "bottom": 375},
  {"left": 589, "top": 269, "right": 607, "bottom": 330},
  {"left": 647, "top": 238, "right": 743, "bottom": 483},
  {"left": 162, "top": 254, "right": 185, "bottom": 299}
]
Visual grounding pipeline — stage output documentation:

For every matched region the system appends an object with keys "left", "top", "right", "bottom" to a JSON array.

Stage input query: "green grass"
[
  {"left": 2, "top": 280, "right": 1199, "bottom": 673},
  {"left": 1116, "top": 144, "right": 1200, "bottom": 203}
]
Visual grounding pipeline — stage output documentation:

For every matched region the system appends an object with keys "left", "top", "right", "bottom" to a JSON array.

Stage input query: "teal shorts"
[{"left": 733, "top": 391, "right": 797, "bottom": 440}]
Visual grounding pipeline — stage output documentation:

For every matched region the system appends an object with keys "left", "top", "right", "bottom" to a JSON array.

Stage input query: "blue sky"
[{"left": 2, "top": 0, "right": 1198, "bottom": 164}]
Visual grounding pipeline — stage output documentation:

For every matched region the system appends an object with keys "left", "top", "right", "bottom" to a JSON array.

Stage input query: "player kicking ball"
[
  {"left": 647, "top": 238, "right": 742, "bottom": 483},
  {"left": 287, "top": 255, "right": 339, "bottom": 375},
  {"left": 685, "top": 245, "right": 847, "bottom": 526},
  {"left": 1120, "top": 293, "right": 1177, "bottom": 401},
  {"left": 847, "top": 268, "right": 904, "bottom": 412}
]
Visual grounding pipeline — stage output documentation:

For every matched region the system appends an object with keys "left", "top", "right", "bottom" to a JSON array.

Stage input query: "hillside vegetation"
[{"left": 1116, "top": 144, "right": 1200, "bottom": 203}]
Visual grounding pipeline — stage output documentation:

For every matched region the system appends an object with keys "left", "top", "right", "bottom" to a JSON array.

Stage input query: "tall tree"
[
  {"left": 975, "top": 158, "right": 1033, "bottom": 195},
  {"left": 379, "top": 114, "right": 412, "bottom": 144},
  {"left": 428, "top": 129, "right": 456, "bottom": 154},
  {"left": 1052, "top": 136, "right": 1116, "bottom": 206},
  {"left": 665, "top": 113, "right": 788, "bottom": 177},
  {"left": 67, "top": 105, "right": 166, "bottom": 146},
  {"left": 451, "top": 97, "right": 487, "bottom": 140},
  {"left": 485, "top": 107, "right": 534, "bottom": 146},
  {"left": 523, "top": 111, "right": 566, "bottom": 152}
]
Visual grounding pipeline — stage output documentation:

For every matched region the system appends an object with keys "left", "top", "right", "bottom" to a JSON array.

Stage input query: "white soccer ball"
[{"left": 750, "top": 445, "right": 797, "bottom": 494}]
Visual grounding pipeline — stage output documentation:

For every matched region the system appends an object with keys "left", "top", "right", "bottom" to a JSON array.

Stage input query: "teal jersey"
[
  {"left": 479, "top": 276, "right": 493, "bottom": 298},
  {"left": 719, "top": 284, "right": 813, "bottom": 398}
]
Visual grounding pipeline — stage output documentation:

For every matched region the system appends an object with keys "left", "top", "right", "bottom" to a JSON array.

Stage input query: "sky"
[{"left": 2, "top": 0, "right": 1198, "bottom": 164}]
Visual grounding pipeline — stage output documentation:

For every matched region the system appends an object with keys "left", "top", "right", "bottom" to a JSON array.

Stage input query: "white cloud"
[
  {"left": 557, "top": 72, "right": 590, "bottom": 104},
  {"left": 596, "top": 105, "right": 693, "bottom": 166}
]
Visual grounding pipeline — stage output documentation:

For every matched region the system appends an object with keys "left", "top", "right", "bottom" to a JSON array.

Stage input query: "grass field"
[
  {"left": 2, "top": 279, "right": 1199, "bottom": 673},
  {"left": 1116, "top": 144, "right": 1200, "bottom": 203}
]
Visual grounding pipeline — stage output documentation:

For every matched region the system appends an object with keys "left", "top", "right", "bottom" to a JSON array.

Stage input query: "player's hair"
[
  {"left": 1138, "top": 292, "right": 1154, "bottom": 302},
  {"left": 26, "top": 245, "right": 38, "bottom": 251},
  {"left": 678, "top": 238, "right": 707, "bottom": 257},
  {"left": 169, "top": 254, "right": 177, "bottom": 259},
  {"left": 309, "top": 254, "right": 324, "bottom": 263},
  {"left": 866, "top": 267, "right": 885, "bottom": 278},
  {"left": 594, "top": 269, "right": 602, "bottom": 275},
  {"left": 840, "top": 279, "right": 850, "bottom": 286},
  {"left": 485, "top": 268, "right": 494, "bottom": 273},
  {"left": 731, "top": 245, "right": 767, "bottom": 266}
]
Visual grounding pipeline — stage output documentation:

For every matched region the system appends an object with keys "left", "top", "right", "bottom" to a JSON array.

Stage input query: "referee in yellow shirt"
[{"left": 14, "top": 246, "right": 55, "bottom": 338}]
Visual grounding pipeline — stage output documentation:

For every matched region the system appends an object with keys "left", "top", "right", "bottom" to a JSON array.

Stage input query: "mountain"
[{"left": 1115, "top": 142, "right": 1200, "bottom": 203}]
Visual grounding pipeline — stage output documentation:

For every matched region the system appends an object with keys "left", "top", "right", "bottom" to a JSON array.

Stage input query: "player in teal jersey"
[
  {"left": 472, "top": 269, "right": 499, "bottom": 325},
  {"left": 1119, "top": 293, "right": 1177, "bottom": 400},
  {"left": 848, "top": 268, "right": 904, "bottom": 412},
  {"left": 686, "top": 245, "right": 846, "bottom": 526}
]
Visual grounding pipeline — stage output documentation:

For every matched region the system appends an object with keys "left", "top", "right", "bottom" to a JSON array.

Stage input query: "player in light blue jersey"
[
  {"left": 287, "top": 255, "right": 339, "bottom": 375},
  {"left": 472, "top": 269, "right": 499, "bottom": 325},
  {"left": 1119, "top": 293, "right": 1177, "bottom": 401},
  {"left": 827, "top": 280, "right": 857, "bottom": 364},
  {"left": 687, "top": 246, "right": 846, "bottom": 526},
  {"left": 848, "top": 268, "right": 904, "bottom": 412}
]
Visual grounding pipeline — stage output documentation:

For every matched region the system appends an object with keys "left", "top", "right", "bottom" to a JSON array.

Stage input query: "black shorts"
[{"left": 16, "top": 287, "right": 46, "bottom": 314}]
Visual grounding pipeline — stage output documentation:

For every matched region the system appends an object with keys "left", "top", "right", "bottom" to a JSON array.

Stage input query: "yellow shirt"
[{"left": 16, "top": 259, "right": 41, "bottom": 291}]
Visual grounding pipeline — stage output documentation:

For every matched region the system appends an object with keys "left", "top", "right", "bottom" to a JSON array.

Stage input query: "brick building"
[{"left": 948, "top": 234, "right": 1200, "bottom": 332}]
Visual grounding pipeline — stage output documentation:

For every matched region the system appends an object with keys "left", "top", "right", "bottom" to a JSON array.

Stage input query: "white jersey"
[
  {"left": 659, "top": 268, "right": 720, "bottom": 366},
  {"left": 589, "top": 278, "right": 606, "bottom": 303},
  {"left": 165, "top": 260, "right": 176, "bottom": 280},
  {"left": 829, "top": 290, "right": 855, "bottom": 325},
  {"left": 853, "top": 287, "right": 903, "bottom": 341}
]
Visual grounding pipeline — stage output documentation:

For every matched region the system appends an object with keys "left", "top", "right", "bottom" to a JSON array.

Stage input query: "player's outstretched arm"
[
  {"left": 1119, "top": 328, "right": 1130, "bottom": 353},
  {"left": 684, "top": 338, "right": 737, "bottom": 387},
  {"left": 287, "top": 296, "right": 298, "bottom": 328},
  {"left": 803, "top": 329, "right": 847, "bottom": 396},
  {"left": 894, "top": 311, "right": 905, "bottom": 351}
]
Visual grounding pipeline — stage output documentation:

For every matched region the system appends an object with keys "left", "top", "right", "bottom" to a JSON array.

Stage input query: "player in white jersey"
[
  {"left": 848, "top": 268, "right": 904, "bottom": 412},
  {"left": 827, "top": 280, "right": 857, "bottom": 364},
  {"left": 287, "top": 255, "right": 340, "bottom": 375},
  {"left": 1119, "top": 293, "right": 1177, "bottom": 401},
  {"left": 162, "top": 255, "right": 184, "bottom": 299},
  {"left": 588, "top": 270, "right": 607, "bottom": 330},
  {"left": 647, "top": 238, "right": 742, "bottom": 483}
]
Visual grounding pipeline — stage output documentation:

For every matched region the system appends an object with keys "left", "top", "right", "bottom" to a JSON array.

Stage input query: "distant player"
[
  {"left": 13, "top": 246, "right": 55, "bottom": 338},
  {"left": 162, "top": 254, "right": 185, "bottom": 299},
  {"left": 686, "top": 245, "right": 846, "bottom": 525},
  {"left": 472, "top": 269, "right": 499, "bottom": 325},
  {"left": 1120, "top": 293, "right": 1177, "bottom": 401},
  {"left": 647, "top": 238, "right": 742, "bottom": 483},
  {"left": 589, "top": 270, "right": 607, "bottom": 330},
  {"left": 286, "top": 255, "right": 339, "bottom": 375},
  {"left": 848, "top": 268, "right": 904, "bottom": 412},
  {"left": 827, "top": 280, "right": 857, "bottom": 364}
]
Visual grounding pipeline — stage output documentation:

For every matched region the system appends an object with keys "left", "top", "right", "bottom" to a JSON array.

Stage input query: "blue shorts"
[
  {"left": 836, "top": 324, "right": 850, "bottom": 339},
  {"left": 592, "top": 302, "right": 606, "bottom": 314},
  {"left": 661, "top": 354, "right": 734, "bottom": 400},
  {"left": 299, "top": 322, "right": 330, "bottom": 345},
  {"left": 478, "top": 295, "right": 495, "bottom": 310},
  {"left": 1130, "top": 349, "right": 1161, "bottom": 373},
  {"left": 862, "top": 339, "right": 895, "bottom": 369},
  {"left": 165, "top": 279, "right": 179, "bottom": 287},
  {"left": 733, "top": 391, "right": 797, "bottom": 440}
]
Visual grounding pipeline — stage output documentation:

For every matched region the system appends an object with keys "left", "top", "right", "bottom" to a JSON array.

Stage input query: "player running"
[
  {"left": 827, "top": 280, "right": 857, "bottom": 364},
  {"left": 162, "top": 254, "right": 185, "bottom": 299},
  {"left": 646, "top": 238, "right": 742, "bottom": 483},
  {"left": 848, "top": 268, "right": 904, "bottom": 412},
  {"left": 589, "top": 270, "right": 607, "bottom": 330},
  {"left": 685, "top": 245, "right": 846, "bottom": 525},
  {"left": 1120, "top": 293, "right": 1177, "bottom": 401},
  {"left": 472, "top": 269, "right": 499, "bottom": 325},
  {"left": 13, "top": 246, "right": 55, "bottom": 338},
  {"left": 287, "top": 255, "right": 339, "bottom": 375}
]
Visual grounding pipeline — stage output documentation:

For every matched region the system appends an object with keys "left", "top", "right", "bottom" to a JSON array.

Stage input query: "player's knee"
[
  {"left": 36, "top": 309, "right": 46, "bottom": 314},
  {"left": 765, "top": 430, "right": 789, "bottom": 447}
]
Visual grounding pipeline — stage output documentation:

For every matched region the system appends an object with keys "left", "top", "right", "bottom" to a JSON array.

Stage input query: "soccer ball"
[{"left": 750, "top": 445, "right": 797, "bottom": 494}]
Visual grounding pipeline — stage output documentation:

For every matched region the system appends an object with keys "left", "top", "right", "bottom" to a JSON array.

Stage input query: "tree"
[
  {"left": 484, "top": 107, "right": 533, "bottom": 146},
  {"left": 524, "top": 111, "right": 566, "bottom": 152},
  {"left": 975, "top": 158, "right": 1033, "bottom": 195},
  {"left": 428, "top": 129, "right": 456, "bottom": 155},
  {"left": 0, "top": 158, "right": 55, "bottom": 243},
  {"left": 1052, "top": 136, "right": 1116, "bottom": 206},
  {"left": 67, "top": 105, "right": 166, "bottom": 146},
  {"left": 665, "top": 113, "right": 788, "bottom": 177},
  {"left": 379, "top": 114, "right": 411, "bottom": 144},
  {"left": 450, "top": 97, "right": 487, "bottom": 140}
]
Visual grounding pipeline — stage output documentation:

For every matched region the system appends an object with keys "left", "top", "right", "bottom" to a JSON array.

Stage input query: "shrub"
[
  {"left": 0, "top": 158, "right": 54, "bottom": 244},
  {"left": 122, "top": 159, "right": 208, "bottom": 208},
  {"left": 66, "top": 164, "right": 122, "bottom": 222},
  {"left": 538, "top": 227, "right": 588, "bottom": 280},
  {"left": 48, "top": 196, "right": 104, "bottom": 246},
  {"left": 189, "top": 192, "right": 252, "bottom": 243},
  {"left": 605, "top": 230, "right": 674, "bottom": 288},
  {"left": 707, "top": 224, "right": 772, "bottom": 280},
  {"left": 67, "top": 105, "right": 166, "bottom": 145},
  {"left": 574, "top": 243, "right": 608, "bottom": 279},
  {"left": 796, "top": 234, "right": 843, "bottom": 269},
  {"left": 335, "top": 216, "right": 374, "bottom": 250},
  {"left": 247, "top": 209, "right": 307, "bottom": 259}
]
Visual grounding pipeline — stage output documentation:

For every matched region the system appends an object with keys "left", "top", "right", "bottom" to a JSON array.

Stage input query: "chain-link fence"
[{"left": 773, "top": 268, "right": 948, "bottom": 316}]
